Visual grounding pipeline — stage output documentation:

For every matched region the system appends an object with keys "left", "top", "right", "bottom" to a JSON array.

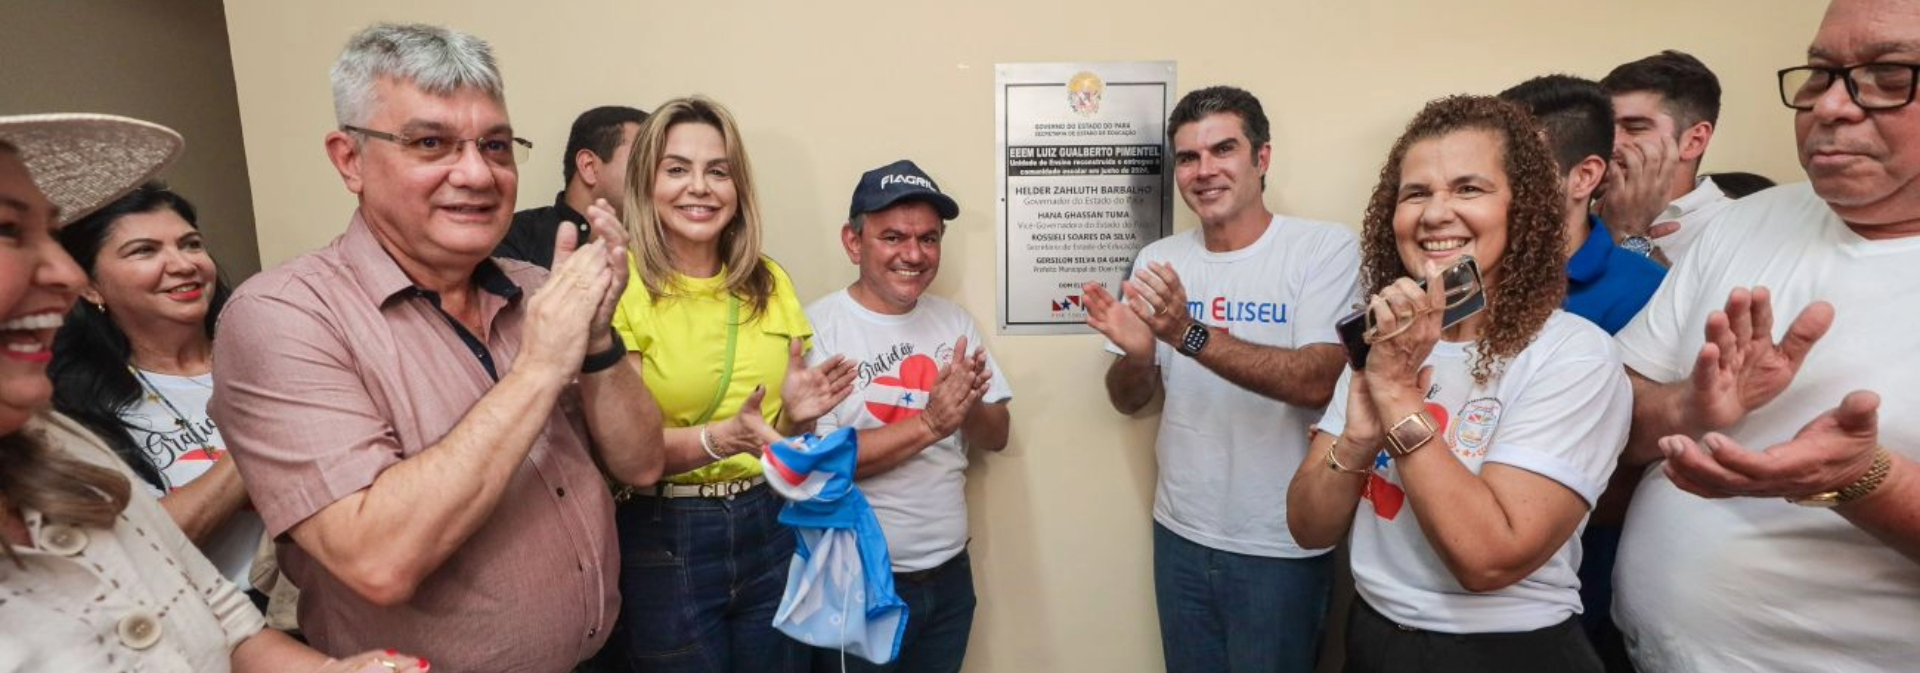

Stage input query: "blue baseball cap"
[{"left": 847, "top": 159, "right": 960, "bottom": 221}]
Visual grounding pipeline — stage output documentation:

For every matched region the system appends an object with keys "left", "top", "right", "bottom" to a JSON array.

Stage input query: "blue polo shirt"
[{"left": 1564, "top": 215, "right": 1666, "bottom": 334}]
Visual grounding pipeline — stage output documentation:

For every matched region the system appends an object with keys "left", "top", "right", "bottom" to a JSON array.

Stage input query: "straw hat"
[{"left": 0, "top": 113, "right": 184, "bottom": 223}]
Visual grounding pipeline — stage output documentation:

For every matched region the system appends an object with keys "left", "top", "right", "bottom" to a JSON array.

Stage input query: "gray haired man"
[{"left": 211, "top": 23, "right": 663, "bottom": 672}]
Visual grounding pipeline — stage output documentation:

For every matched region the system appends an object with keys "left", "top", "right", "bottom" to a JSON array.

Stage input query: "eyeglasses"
[
  {"left": 1777, "top": 63, "right": 1920, "bottom": 111},
  {"left": 341, "top": 125, "right": 532, "bottom": 166}
]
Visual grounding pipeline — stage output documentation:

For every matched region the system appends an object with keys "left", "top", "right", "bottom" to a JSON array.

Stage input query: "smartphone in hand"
[{"left": 1336, "top": 255, "right": 1486, "bottom": 369}]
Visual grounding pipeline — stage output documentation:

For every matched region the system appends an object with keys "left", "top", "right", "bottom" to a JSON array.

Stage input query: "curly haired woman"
[{"left": 1287, "top": 96, "right": 1631, "bottom": 673}]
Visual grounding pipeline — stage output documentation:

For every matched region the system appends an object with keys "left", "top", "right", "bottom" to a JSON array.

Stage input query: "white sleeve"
[
  {"left": 1314, "top": 367, "right": 1357, "bottom": 438},
  {"left": 1481, "top": 332, "right": 1633, "bottom": 506},
  {"left": 1613, "top": 201, "right": 1747, "bottom": 384},
  {"left": 803, "top": 303, "right": 850, "bottom": 437},
  {"left": 803, "top": 303, "right": 832, "bottom": 369},
  {"left": 1293, "top": 229, "right": 1364, "bottom": 347}
]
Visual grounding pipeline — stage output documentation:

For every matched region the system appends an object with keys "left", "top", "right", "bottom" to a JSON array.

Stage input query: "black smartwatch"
[
  {"left": 1176, "top": 322, "right": 1211, "bottom": 357},
  {"left": 581, "top": 328, "right": 628, "bottom": 374}
]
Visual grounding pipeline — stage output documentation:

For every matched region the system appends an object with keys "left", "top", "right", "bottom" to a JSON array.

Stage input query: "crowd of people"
[{"left": 1, "top": 0, "right": 1917, "bottom": 671}]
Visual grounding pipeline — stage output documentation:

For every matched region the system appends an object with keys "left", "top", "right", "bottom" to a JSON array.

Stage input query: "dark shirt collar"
[
  {"left": 1566, "top": 214, "right": 1616, "bottom": 284},
  {"left": 341, "top": 210, "right": 524, "bottom": 305},
  {"left": 551, "top": 191, "right": 586, "bottom": 227}
]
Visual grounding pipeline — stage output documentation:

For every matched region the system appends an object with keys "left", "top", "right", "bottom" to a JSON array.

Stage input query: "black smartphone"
[{"left": 1336, "top": 255, "right": 1486, "bottom": 369}]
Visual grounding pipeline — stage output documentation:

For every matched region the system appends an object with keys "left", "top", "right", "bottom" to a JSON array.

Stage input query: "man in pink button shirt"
[{"left": 210, "top": 23, "right": 664, "bottom": 673}]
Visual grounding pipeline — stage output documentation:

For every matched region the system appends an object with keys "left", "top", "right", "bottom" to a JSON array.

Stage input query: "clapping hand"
[
  {"left": 780, "top": 337, "right": 855, "bottom": 428},
  {"left": 1083, "top": 280, "right": 1154, "bottom": 358},
  {"left": 1661, "top": 390, "right": 1881, "bottom": 500},
  {"left": 522, "top": 233, "right": 614, "bottom": 377},
  {"left": 919, "top": 335, "right": 992, "bottom": 437},
  {"left": 1682, "top": 287, "right": 1832, "bottom": 434}
]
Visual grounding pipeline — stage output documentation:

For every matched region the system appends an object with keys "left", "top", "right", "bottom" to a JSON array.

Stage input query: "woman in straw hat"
[{"left": 0, "top": 113, "right": 420, "bottom": 672}]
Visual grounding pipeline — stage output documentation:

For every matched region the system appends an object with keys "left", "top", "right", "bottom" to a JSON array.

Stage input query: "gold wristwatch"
[
  {"left": 1788, "top": 447, "right": 1893, "bottom": 508},
  {"left": 1384, "top": 411, "right": 1438, "bottom": 457}
]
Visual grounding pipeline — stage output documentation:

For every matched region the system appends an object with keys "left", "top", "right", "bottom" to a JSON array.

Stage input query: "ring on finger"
[{"left": 375, "top": 659, "right": 399, "bottom": 672}]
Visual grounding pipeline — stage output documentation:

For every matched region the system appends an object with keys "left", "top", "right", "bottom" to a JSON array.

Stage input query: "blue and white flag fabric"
[{"left": 762, "top": 428, "right": 908, "bottom": 664}]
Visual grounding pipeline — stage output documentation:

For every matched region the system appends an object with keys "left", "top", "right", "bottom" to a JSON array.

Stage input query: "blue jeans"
[
  {"left": 1153, "top": 522, "right": 1331, "bottom": 673},
  {"left": 610, "top": 484, "right": 807, "bottom": 673},
  {"left": 812, "top": 550, "right": 977, "bottom": 673}
]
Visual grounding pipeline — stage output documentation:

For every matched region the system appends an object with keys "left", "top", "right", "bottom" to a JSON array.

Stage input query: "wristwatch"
[
  {"left": 1788, "top": 447, "right": 1892, "bottom": 508},
  {"left": 1620, "top": 235, "right": 1655, "bottom": 257},
  {"left": 1176, "top": 322, "right": 1210, "bottom": 357},
  {"left": 581, "top": 328, "right": 628, "bottom": 374},
  {"left": 1384, "top": 411, "right": 1438, "bottom": 457}
]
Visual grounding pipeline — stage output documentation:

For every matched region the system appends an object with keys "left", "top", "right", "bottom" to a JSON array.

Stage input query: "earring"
[{"left": 92, "top": 302, "right": 106, "bottom": 314}]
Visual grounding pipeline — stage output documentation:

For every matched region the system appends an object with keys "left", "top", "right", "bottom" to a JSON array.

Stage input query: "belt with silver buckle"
[{"left": 612, "top": 475, "right": 766, "bottom": 502}]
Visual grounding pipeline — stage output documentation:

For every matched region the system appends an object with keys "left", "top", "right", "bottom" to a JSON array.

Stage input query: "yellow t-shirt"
[{"left": 611, "top": 257, "right": 812, "bottom": 484}]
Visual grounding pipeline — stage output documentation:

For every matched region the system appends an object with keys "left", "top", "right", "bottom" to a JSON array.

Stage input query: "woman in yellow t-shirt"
[{"left": 604, "top": 96, "right": 855, "bottom": 672}]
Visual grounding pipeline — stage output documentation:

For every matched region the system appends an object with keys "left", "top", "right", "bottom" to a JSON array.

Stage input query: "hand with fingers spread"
[
  {"left": 1661, "top": 390, "right": 1882, "bottom": 500},
  {"left": 1126, "top": 261, "right": 1197, "bottom": 344},
  {"left": 710, "top": 384, "right": 786, "bottom": 458},
  {"left": 1682, "top": 287, "right": 1833, "bottom": 433},
  {"left": 521, "top": 236, "right": 616, "bottom": 378},
  {"left": 920, "top": 335, "right": 992, "bottom": 438},
  {"left": 780, "top": 337, "right": 856, "bottom": 427},
  {"left": 1598, "top": 133, "right": 1681, "bottom": 241},
  {"left": 1082, "top": 280, "right": 1154, "bottom": 358}
]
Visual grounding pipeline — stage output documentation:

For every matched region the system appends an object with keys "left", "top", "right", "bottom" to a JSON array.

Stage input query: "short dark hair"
[
  {"left": 1168, "top": 86, "right": 1270, "bottom": 150},
  {"left": 1601, "top": 50, "right": 1722, "bottom": 130},
  {"left": 1498, "top": 75, "right": 1615, "bottom": 173},
  {"left": 561, "top": 105, "right": 649, "bottom": 183},
  {"left": 1168, "top": 86, "right": 1270, "bottom": 190}
]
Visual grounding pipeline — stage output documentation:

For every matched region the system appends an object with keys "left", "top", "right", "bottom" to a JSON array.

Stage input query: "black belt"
[{"left": 895, "top": 550, "right": 967, "bottom": 584}]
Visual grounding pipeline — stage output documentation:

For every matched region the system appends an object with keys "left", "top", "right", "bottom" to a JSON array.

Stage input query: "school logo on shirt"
[
  {"left": 1362, "top": 401, "right": 1449, "bottom": 521},
  {"left": 864, "top": 352, "right": 940, "bottom": 423},
  {"left": 1451, "top": 398, "right": 1502, "bottom": 459}
]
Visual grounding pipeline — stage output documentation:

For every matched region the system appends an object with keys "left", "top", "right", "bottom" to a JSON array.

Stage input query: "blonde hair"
[
  {"left": 620, "top": 96, "right": 774, "bottom": 318},
  {"left": 1, "top": 427, "right": 131, "bottom": 566}
]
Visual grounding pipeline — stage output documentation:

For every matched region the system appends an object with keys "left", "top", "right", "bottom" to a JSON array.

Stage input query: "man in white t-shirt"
[
  {"left": 1082, "top": 86, "right": 1361, "bottom": 673},
  {"left": 1596, "top": 50, "right": 1735, "bottom": 266},
  {"left": 805, "top": 159, "right": 1011, "bottom": 673},
  {"left": 1612, "top": 2, "right": 1920, "bottom": 671}
]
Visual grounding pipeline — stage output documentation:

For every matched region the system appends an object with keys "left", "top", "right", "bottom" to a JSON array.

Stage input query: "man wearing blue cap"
[{"left": 803, "top": 159, "right": 1012, "bottom": 673}]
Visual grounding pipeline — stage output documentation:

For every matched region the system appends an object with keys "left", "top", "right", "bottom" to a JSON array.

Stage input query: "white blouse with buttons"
[{"left": 0, "top": 412, "right": 264, "bottom": 672}]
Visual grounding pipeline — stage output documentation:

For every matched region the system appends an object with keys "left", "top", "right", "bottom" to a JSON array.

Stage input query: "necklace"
[{"left": 128, "top": 366, "right": 221, "bottom": 459}]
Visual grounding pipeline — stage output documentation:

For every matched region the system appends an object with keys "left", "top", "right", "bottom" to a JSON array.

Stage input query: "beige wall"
[
  {"left": 2, "top": 0, "right": 261, "bottom": 278},
  {"left": 224, "top": 1, "right": 1827, "bottom": 670}
]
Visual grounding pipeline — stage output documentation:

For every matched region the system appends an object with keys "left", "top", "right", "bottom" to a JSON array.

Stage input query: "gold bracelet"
[{"left": 1325, "top": 436, "right": 1371, "bottom": 475}]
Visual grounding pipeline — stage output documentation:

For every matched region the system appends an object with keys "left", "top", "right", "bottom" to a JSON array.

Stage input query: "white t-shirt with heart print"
[
  {"left": 806, "top": 290, "right": 1012, "bottom": 572},
  {"left": 1317, "top": 311, "right": 1630, "bottom": 633}
]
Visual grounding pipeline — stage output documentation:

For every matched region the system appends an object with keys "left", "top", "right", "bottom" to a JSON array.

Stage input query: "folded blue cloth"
[{"left": 761, "top": 428, "right": 908, "bottom": 664}]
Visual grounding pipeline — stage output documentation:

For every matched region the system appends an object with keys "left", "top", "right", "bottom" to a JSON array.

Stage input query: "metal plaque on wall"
[{"left": 995, "top": 61, "right": 1176, "bottom": 335}]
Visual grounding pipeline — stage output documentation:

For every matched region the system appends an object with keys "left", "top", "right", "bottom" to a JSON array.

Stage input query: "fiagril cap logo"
[{"left": 879, "top": 174, "right": 934, "bottom": 191}]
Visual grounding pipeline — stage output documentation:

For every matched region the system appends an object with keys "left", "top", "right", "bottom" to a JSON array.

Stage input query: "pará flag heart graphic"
[{"left": 864, "top": 353, "right": 939, "bottom": 423}]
